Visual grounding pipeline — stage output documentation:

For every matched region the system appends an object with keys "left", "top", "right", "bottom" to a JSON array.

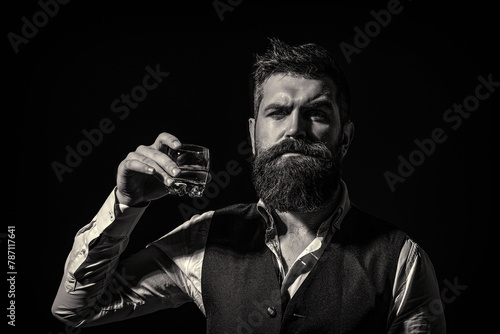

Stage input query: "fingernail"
[
  {"left": 173, "top": 140, "right": 181, "bottom": 148},
  {"left": 172, "top": 167, "right": 181, "bottom": 175}
]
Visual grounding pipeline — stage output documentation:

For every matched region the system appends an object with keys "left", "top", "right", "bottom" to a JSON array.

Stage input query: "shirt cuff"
[{"left": 95, "top": 187, "right": 149, "bottom": 238}]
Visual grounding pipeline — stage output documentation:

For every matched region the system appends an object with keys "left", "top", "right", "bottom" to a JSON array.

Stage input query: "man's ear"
[
  {"left": 248, "top": 118, "right": 256, "bottom": 155},
  {"left": 340, "top": 121, "right": 354, "bottom": 157}
]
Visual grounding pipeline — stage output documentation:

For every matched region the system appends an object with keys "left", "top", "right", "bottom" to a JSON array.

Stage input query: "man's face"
[
  {"left": 249, "top": 74, "right": 353, "bottom": 212},
  {"left": 250, "top": 74, "right": 344, "bottom": 156}
]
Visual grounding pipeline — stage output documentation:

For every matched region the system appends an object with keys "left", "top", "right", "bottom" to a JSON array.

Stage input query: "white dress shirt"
[{"left": 52, "top": 182, "right": 446, "bottom": 333}]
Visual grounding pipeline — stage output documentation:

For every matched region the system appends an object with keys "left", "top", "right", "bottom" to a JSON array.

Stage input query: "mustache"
[{"left": 257, "top": 138, "right": 333, "bottom": 162}]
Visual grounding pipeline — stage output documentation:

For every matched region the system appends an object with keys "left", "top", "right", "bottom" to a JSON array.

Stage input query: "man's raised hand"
[{"left": 116, "top": 132, "right": 182, "bottom": 206}]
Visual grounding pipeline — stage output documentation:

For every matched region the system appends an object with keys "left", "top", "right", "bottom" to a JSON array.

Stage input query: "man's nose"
[{"left": 285, "top": 109, "right": 307, "bottom": 139}]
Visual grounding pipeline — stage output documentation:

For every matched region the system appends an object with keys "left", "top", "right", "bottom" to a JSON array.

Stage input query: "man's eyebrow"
[
  {"left": 305, "top": 89, "right": 335, "bottom": 107},
  {"left": 303, "top": 100, "right": 334, "bottom": 110},
  {"left": 263, "top": 102, "right": 291, "bottom": 111},
  {"left": 262, "top": 90, "right": 335, "bottom": 112}
]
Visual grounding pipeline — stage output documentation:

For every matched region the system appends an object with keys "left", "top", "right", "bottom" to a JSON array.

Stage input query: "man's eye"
[
  {"left": 268, "top": 110, "right": 288, "bottom": 119},
  {"left": 308, "top": 110, "right": 328, "bottom": 122}
]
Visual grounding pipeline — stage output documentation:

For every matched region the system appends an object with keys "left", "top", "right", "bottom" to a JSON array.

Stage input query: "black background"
[{"left": 5, "top": 0, "right": 495, "bottom": 333}]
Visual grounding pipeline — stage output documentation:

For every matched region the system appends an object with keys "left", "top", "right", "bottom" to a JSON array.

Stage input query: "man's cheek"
[
  {"left": 254, "top": 133, "right": 272, "bottom": 154},
  {"left": 319, "top": 132, "right": 342, "bottom": 153}
]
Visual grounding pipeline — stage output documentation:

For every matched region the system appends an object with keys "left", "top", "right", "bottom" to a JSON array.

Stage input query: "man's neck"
[
  {"left": 273, "top": 186, "right": 342, "bottom": 238},
  {"left": 274, "top": 209, "right": 331, "bottom": 237}
]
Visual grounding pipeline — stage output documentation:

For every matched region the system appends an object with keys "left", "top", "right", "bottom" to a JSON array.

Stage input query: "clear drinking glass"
[{"left": 165, "top": 144, "right": 210, "bottom": 197}]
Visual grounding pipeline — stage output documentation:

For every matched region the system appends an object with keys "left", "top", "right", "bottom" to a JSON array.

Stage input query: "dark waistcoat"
[{"left": 201, "top": 203, "right": 407, "bottom": 334}]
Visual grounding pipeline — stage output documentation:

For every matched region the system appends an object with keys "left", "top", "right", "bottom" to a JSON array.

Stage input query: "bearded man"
[{"left": 52, "top": 38, "right": 446, "bottom": 333}]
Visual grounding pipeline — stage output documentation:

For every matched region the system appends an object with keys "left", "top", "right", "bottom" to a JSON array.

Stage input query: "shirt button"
[{"left": 267, "top": 306, "right": 277, "bottom": 318}]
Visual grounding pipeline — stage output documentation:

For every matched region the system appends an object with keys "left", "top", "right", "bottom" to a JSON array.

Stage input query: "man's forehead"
[{"left": 261, "top": 74, "right": 336, "bottom": 105}]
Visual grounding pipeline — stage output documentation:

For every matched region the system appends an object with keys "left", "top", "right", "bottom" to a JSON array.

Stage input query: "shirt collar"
[{"left": 256, "top": 180, "right": 351, "bottom": 236}]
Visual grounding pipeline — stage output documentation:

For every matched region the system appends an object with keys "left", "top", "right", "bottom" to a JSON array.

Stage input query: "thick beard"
[{"left": 252, "top": 138, "right": 342, "bottom": 213}]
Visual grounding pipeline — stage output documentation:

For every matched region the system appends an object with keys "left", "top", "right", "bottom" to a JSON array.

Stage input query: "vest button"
[{"left": 267, "top": 306, "right": 277, "bottom": 318}]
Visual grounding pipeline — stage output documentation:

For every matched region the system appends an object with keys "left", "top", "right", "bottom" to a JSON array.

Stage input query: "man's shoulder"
[{"left": 206, "top": 202, "right": 266, "bottom": 251}]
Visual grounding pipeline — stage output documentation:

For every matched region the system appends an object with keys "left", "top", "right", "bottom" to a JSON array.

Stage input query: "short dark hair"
[{"left": 252, "top": 37, "right": 351, "bottom": 126}]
